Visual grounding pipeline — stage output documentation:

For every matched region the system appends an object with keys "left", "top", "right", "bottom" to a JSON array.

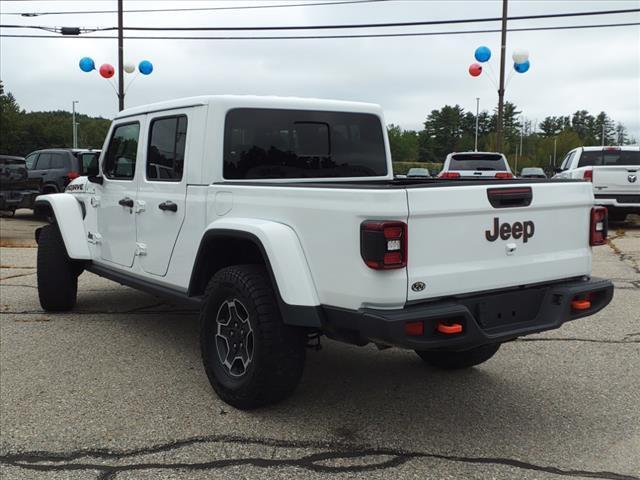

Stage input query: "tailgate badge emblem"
[
  {"left": 412, "top": 282, "right": 426, "bottom": 292},
  {"left": 629, "top": 174, "right": 637, "bottom": 183}
]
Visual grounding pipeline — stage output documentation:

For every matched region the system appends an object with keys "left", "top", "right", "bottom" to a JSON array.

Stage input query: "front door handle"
[
  {"left": 158, "top": 200, "right": 178, "bottom": 212},
  {"left": 118, "top": 197, "right": 134, "bottom": 208}
]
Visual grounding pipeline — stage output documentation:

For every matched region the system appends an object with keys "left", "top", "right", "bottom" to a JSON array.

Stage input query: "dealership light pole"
[{"left": 72, "top": 100, "right": 79, "bottom": 148}]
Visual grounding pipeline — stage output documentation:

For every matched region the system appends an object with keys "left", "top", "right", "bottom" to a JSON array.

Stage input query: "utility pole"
[
  {"left": 474, "top": 97, "right": 480, "bottom": 152},
  {"left": 496, "top": 0, "right": 508, "bottom": 152},
  {"left": 117, "top": 0, "right": 124, "bottom": 111},
  {"left": 72, "top": 100, "right": 79, "bottom": 148}
]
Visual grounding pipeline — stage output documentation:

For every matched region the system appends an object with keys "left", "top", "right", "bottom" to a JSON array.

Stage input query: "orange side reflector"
[
  {"left": 436, "top": 322, "right": 463, "bottom": 334},
  {"left": 404, "top": 321, "right": 424, "bottom": 336},
  {"left": 571, "top": 299, "right": 591, "bottom": 311}
]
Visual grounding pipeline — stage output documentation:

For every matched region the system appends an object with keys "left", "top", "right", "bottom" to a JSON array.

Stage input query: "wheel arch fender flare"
[
  {"left": 189, "top": 218, "right": 322, "bottom": 327},
  {"left": 34, "top": 194, "right": 91, "bottom": 260}
]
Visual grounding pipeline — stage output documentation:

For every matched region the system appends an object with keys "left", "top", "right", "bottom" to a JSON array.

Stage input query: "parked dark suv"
[
  {"left": 25, "top": 149, "right": 100, "bottom": 194},
  {"left": 0, "top": 155, "right": 42, "bottom": 215}
]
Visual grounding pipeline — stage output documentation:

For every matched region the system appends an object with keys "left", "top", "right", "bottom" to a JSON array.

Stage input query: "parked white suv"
[
  {"left": 35, "top": 96, "right": 613, "bottom": 409},
  {"left": 553, "top": 146, "right": 639, "bottom": 222},
  {"left": 438, "top": 152, "right": 513, "bottom": 179}
]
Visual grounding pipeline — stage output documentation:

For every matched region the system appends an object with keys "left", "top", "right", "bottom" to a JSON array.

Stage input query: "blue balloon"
[
  {"left": 79, "top": 57, "right": 95, "bottom": 72},
  {"left": 514, "top": 60, "right": 530, "bottom": 73},
  {"left": 138, "top": 60, "right": 153, "bottom": 75},
  {"left": 474, "top": 46, "right": 491, "bottom": 63}
]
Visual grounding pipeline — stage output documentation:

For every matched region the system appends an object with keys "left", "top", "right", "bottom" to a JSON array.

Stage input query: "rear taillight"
[
  {"left": 66, "top": 171, "right": 80, "bottom": 181},
  {"left": 590, "top": 207, "right": 608, "bottom": 246},
  {"left": 583, "top": 169, "right": 593, "bottom": 182},
  {"left": 495, "top": 172, "right": 514, "bottom": 179},
  {"left": 439, "top": 172, "right": 461, "bottom": 179},
  {"left": 361, "top": 220, "right": 407, "bottom": 269}
]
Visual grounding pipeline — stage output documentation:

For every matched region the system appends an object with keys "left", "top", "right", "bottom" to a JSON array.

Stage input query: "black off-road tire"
[
  {"left": 200, "top": 265, "right": 306, "bottom": 409},
  {"left": 37, "top": 224, "right": 78, "bottom": 311},
  {"left": 415, "top": 343, "right": 501, "bottom": 370}
]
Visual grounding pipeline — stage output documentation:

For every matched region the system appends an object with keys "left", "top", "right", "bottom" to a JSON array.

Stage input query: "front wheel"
[
  {"left": 415, "top": 343, "right": 501, "bottom": 370},
  {"left": 37, "top": 224, "right": 78, "bottom": 311},
  {"left": 200, "top": 265, "right": 306, "bottom": 409}
]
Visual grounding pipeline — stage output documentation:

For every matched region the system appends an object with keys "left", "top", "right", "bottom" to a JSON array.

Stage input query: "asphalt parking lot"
[{"left": 1, "top": 210, "right": 638, "bottom": 480}]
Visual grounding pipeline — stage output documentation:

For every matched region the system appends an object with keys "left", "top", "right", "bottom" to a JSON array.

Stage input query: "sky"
[{"left": 1, "top": 0, "right": 639, "bottom": 141}]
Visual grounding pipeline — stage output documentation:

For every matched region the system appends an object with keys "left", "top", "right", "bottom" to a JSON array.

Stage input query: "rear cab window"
[
  {"left": 449, "top": 153, "right": 508, "bottom": 171},
  {"left": 103, "top": 123, "right": 140, "bottom": 180},
  {"left": 578, "top": 149, "right": 640, "bottom": 167},
  {"left": 223, "top": 108, "right": 387, "bottom": 179},
  {"left": 146, "top": 115, "right": 188, "bottom": 181}
]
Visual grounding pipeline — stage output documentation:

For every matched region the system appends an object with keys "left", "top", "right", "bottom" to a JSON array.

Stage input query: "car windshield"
[
  {"left": 407, "top": 168, "right": 429, "bottom": 176},
  {"left": 449, "top": 153, "right": 507, "bottom": 171},
  {"left": 578, "top": 149, "right": 640, "bottom": 167}
]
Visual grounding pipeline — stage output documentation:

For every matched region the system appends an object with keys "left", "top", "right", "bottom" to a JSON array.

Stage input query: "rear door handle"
[
  {"left": 118, "top": 197, "right": 134, "bottom": 208},
  {"left": 158, "top": 201, "right": 177, "bottom": 212}
]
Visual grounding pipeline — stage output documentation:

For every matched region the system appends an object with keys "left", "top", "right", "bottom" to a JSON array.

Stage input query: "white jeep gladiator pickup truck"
[
  {"left": 35, "top": 96, "right": 614, "bottom": 409},
  {"left": 554, "top": 146, "right": 640, "bottom": 222}
]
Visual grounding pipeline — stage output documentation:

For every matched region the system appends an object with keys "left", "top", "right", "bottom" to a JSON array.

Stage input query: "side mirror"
[{"left": 554, "top": 167, "right": 563, "bottom": 173}]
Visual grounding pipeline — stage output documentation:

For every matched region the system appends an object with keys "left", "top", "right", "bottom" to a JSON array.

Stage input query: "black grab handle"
[{"left": 118, "top": 197, "right": 134, "bottom": 208}]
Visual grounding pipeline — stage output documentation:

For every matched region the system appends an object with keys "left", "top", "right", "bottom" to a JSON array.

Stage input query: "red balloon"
[
  {"left": 99, "top": 64, "right": 115, "bottom": 79},
  {"left": 469, "top": 63, "right": 482, "bottom": 77}
]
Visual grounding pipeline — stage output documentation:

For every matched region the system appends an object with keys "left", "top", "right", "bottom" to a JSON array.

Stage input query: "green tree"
[
  {"left": 0, "top": 81, "right": 25, "bottom": 155},
  {"left": 387, "top": 124, "right": 419, "bottom": 162}
]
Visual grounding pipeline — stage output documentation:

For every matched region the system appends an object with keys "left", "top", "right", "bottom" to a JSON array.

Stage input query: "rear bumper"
[
  {"left": 594, "top": 194, "right": 640, "bottom": 210},
  {"left": 0, "top": 190, "right": 39, "bottom": 210},
  {"left": 322, "top": 277, "right": 613, "bottom": 351}
]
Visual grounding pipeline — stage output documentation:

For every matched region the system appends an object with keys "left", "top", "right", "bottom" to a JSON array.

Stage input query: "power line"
[
  {"left": 1, "top": 21, "right": 638, "bottom": 40},
  {"left": 2, "top": 0, "right": 389, "bottom": 16},
  {"left": 2, "top": 8, "right": 638, "bottom": 33}
]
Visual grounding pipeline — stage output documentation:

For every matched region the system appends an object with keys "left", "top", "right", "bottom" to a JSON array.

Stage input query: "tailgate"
[
  {"left": 406, "top": 182, "right": 593, "bottom": 302},
  {"left": 593, "top": 166, "right": 640, "bottom": 195}
]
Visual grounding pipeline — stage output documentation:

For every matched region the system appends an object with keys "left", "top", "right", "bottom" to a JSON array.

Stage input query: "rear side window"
[
  {"left": 223, "top": 108, "right": 387, "bottom": 179},
  {"left": 449, "top": 153, "right": 507, "bottom": 171},
  {"left": 103, "top": 123, "right": 140, "bottom": 180},
  {"left": 147, "top": 115, "right": 187, "bottom": 181},
  {"left": 35, "top": 153, "right": 51, "bottom": 170},
  {"left": 578, "top": 150, "right": 640, "bottom": 167},
  {"left": 50, "top": 153, "right": 67, "bottom": 169}
]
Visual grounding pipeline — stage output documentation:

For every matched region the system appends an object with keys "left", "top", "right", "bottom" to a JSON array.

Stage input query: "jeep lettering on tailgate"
[{"left": 485, "top": 217, "right": 535, "bottom": 243}]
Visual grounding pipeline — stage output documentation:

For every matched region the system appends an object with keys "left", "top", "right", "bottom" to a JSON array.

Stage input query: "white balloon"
[
  {"left": 124, "top": 62, "right": 136, "bottom": 74},
  {"left": 512, "top": 49, "right": 529, "bottom": 64}
]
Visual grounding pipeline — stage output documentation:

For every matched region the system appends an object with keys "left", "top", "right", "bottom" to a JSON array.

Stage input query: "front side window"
[
  {"left": 223, "top": 108, "right": 387, "bottom": 179},
  {"left": 25, "top": 153, "right": 38, "bottom": 169},
  {"left": 147, "top": 115, "right": 187, "bottom": 181},
  {"left": 103, "top": 123, "right": 140, "bottom": 180}
]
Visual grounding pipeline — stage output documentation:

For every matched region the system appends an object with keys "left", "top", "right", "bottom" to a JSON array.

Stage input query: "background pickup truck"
[
  {"left": 554, "top": 146, "right": 640, "bottom": 222},
  {"left": 0, "top": 155, "right": 41, "bottom": 215},
  {"left": 34, "top": 95, "right": 613, "bottom": 409}
]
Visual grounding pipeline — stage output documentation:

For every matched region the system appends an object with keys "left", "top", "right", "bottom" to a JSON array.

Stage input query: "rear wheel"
[
  {"left": 200, "top": 265, "right": 306, "bottom": 409},
  {"left": 415, "top": 343, "right": 501, "bottom": 370},
  {"left": 37, "top": 224, "right": 78, "bottom": 311}
]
